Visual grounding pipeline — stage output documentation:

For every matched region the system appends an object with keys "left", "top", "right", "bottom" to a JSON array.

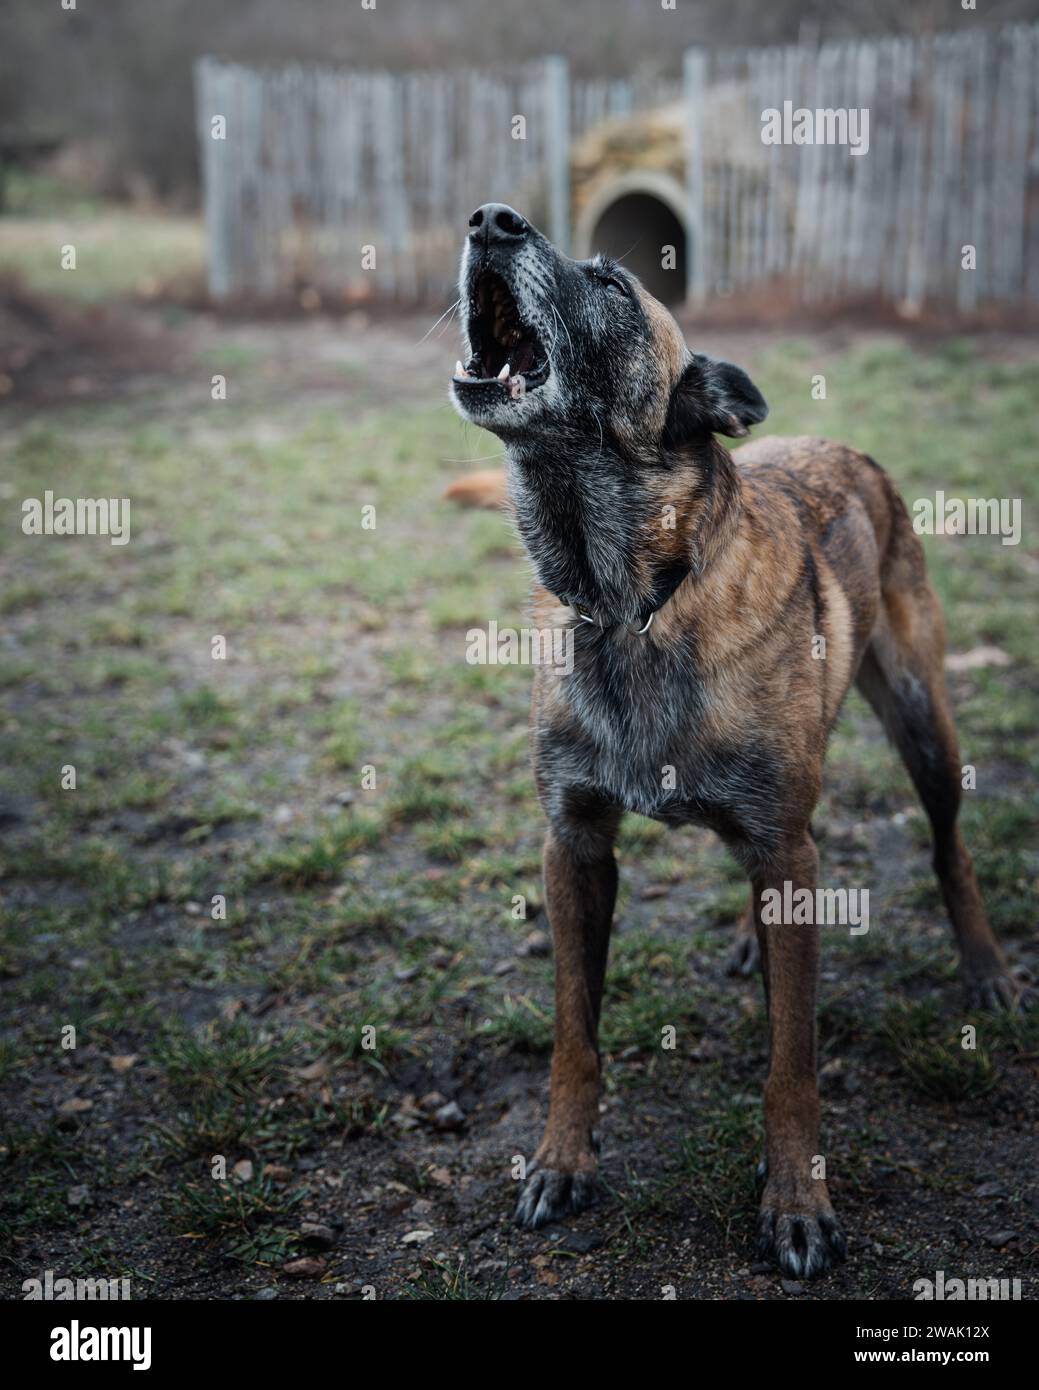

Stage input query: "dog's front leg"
[
  {"left": 515, "top": 821, "right": 618, "bottom": 1227},
  {"left": 753, "top": 831, "right": 847, "bottom": 1277}
]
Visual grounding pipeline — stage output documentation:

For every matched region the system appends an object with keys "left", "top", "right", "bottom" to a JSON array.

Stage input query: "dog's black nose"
[{"left": 468, "top": 203, "right": 529, "bottom": 247}]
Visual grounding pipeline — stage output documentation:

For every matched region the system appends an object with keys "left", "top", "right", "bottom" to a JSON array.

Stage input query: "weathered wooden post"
[
  {"left": 682, "top": 47, "right": 708, "bottom": 307},
  {"left": 195, "top": 57, "right": 231, "bottom": 300},
  {"left": 544, "top": 55, "right": 571, "bottom": 255}
]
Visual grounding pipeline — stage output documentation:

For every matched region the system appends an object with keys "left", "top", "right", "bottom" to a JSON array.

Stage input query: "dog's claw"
[
  {"left": 515, "top": 1168, "right": 598, "bottom": 1228},
  {"left": 965, "top": 972, "right": 1036, "bottom": 1012},
  {"left": 726, "top": 932, "right": 760, "bottom": 977},
  {"left": 756, "top": 1205, "right": 847, "bottom": 1279}
]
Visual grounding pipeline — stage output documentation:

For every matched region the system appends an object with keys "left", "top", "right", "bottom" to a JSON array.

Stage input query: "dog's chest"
[{"left": 536, "top": 632, "right": 781, "bottom": 848}]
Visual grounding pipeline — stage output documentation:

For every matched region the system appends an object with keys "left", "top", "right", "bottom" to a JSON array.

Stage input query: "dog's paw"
[
  {"left": 514, "top": 1167, "right": 599, "bottom": 1229},
  {"left": 756, "top": 1203, "right": 847, "bottom": 1280},
  {"left": 726, "top": 931, "right": 760, "bottom": 977},
  {"left": 965, "top": 970, "right": 1036, "bottom": 1013}
]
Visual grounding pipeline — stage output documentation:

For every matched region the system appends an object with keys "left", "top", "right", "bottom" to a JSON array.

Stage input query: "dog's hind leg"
[
  {"left": 855, "top": 572, "right": 1029, "bottom": 1010},
  {"left": 726, "top": 898, "right": 760, "bottom": 977},
  {"left": 515, "top": 809, "right": 620, "bottom": 1228}
]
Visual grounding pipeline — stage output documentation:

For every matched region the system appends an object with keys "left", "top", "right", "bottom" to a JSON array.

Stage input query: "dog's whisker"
[
  {"left": 418, "top": 297, "right": 461, "bottom": 345},
  {"left": 439, "top": 453, "right": 506, "bottom": 464},
  {"left": 551, "top": 302, "right": 574, "bottom": 362},
  {"left": 589, "top": 404, "right": 605, "bottom": 461}
]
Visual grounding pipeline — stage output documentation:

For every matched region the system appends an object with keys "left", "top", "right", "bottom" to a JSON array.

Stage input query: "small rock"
[
  {"left": 418, "top": 1091, "right": 447, "bottom": 1112},
  {"left": 974, "top": 1181, "right": 1005, "bottom": 1199},
  {"left": 428, "top": 1166, "right": 452, "bottom": 1187},
  {"left": 67, "top": 1185, "right": 91, "bottom": 1207},
  {"left": 57, "top": 1097, "right": 93, "bottom": 1116},
  {"left": 232, "top": 1159, "right": 254, "bottom": 1183},
  {"left": 987, "top": 1230, "right": 1018, "bottom": 1248},
  {"left": 282, "top": 1257, "right": 327, "bottom": 1278},
  {"left": 254, "top": 1286, "right": 278, "bottom": 1301},
  {"left": 300, "top": 1221, "right": 335, "bottom": 1249},
  {"left": 780, "top": 1279, "right": 804, "bottom": 1295},
  {"left": 108, "top": 1054, "right": 138, "bottom": 1073},
  {"left": 518, "top": 929, "right": 550, "bottom": 957},
  {"left": 401, "top": 1229, "right": 434, "bottom": 1245},
  {"left": 263, "top": 1164, "right": 294, "bottom": 1184},
  {"left": 296, "top": 1059, "right": 328, "bottom": 1082},
  {"left": 558, "top": 1230, "right": 603, "bottom": 1254},
  {"left": 750, "top": 1262, "right": 772, "bottom": 1275},
  {"left": 431, "top": 1101, "right": 465, "bottom": 1132},
  {"left": 640, "top": 884, "right": 671, "bottom": 900}
]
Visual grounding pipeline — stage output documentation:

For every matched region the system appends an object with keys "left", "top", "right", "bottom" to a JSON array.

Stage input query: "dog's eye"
[{"left": 588, "top": 263, "right": 629, "bottom": 297}]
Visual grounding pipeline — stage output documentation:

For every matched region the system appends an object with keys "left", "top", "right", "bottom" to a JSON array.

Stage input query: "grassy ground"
[
  {"left": 0, "top": 211, "right": 1037, "bottom": 1297},
  {"left": 1, "top": 171, "right": 205, "bottom": 303}
]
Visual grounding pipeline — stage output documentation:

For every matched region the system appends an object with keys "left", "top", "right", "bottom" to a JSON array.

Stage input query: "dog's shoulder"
[
  {"left": 731, "top": 434, "right": 877, "bottom": 477},
  {"left": 732, "top": 435, "right": 895, "bottom": 527}
]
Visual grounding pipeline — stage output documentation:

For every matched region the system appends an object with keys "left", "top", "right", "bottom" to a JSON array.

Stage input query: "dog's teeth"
[
  {"left": 455, "top": 360, "right": 466, "bottom": 377},
  {"left": 498, "top": 363, "right": 510, "bottom": 380}
]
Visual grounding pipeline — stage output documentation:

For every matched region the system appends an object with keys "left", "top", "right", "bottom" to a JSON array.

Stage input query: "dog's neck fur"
[{"left": 506, "top": 436, "right": 743, "bottom": 626}]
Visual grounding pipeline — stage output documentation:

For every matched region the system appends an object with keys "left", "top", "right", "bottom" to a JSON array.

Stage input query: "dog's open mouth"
[{"left": 454, "top": 271, "right": 549, "bottom": 394}]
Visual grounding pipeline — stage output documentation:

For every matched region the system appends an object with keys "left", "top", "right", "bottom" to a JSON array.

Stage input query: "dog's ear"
[{"left": 664, "top": 354, "right": 768, "bottom": 446}]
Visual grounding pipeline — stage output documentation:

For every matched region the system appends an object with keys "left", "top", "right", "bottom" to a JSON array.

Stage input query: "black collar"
[{"left": 559, "top": 562, "right": 691, "bottom": 636}]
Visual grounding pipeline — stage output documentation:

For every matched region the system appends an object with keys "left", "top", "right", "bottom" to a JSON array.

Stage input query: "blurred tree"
[{"left": 3, "top": 0, "right": 1038, "bottom": 204}]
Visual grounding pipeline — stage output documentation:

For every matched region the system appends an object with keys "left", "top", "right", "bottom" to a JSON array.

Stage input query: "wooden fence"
[
  {"left": 194, "top": 57, "right": 569, "bottom": 300},
  {"left": 686, "top": 24, "right": 1039, "bottom": 311},
  {"left": 196, "top": 23, "right": 1039, "bottom": 311}
]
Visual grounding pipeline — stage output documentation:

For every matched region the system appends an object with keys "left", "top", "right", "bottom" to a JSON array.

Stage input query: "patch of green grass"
[
  {"left": 165, "top": 1174, "right": 306, "bottom": 1265},
  {"left": 402, "top": 1256, "right": 505, "bottom": 1300},
  {"left": 0, "top": 205, "right": 205, "bottom": 301},
  {"left": 959, "top": 798, "right": 1039, "bottom": 936},
  {"left": 161, "top": 1019, "right": 289, "bottom": 1097},
  {"left": 678, "top": 1098, "right": 763, "bottom": 1231},
  {"left": 600, "top": 931, "right": 702, "bottom": 1053},
  {"left": 0, "top": 1123, "right": 93, "bottom": 1237},
  {"left": 477, "top": 993, "right": 554, "bottom": 1053},
  {"left": 309, "top": 1013, "right": 410, "bottom": 1069},
  {"left": 418, "top": 819, "right": 489, "bottom": 862},
  {"left": 249, "top": 810, "right": 386, "bottom": 887},
  {"left": 880, "top": 1001, "right": 997, "bottom": 1101},
  {"left": 322, "top": 699, "right": 363, "bottom": 770}
]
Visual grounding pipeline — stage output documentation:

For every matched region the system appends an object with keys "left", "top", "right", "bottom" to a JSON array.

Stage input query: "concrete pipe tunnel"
[{"left": 574, "top": 175, "right": 691, "bottom": 307}]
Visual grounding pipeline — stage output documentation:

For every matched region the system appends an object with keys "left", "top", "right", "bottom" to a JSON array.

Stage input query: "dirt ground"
[{"left": 0, "top": 283, "right": 1037, "bottom": 1301}]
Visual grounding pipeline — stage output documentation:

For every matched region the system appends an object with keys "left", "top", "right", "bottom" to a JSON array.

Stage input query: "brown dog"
[{"left": 447, "top": 202, "right": 1027, "bottom": 1278}]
